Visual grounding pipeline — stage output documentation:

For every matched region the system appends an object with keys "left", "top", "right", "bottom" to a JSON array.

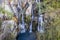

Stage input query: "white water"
[
  {"left": 38, "top": 14, "right": 44, "bottom": 33},
  {"left": 20, "top": 10, "right": 26, "bottom": 33},
  {"left": 29, "top": 20, "right": 32, "bottom": 33}
]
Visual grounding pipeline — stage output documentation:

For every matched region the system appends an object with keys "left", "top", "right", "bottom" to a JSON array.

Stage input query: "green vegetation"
[
  {"left": 37, "top": 0, "right": 60, "bottom": 40},
  {"left": 0, "top": 6, "right": 13, "bottom": 19}
]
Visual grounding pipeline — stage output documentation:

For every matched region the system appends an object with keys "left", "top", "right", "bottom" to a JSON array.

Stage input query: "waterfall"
[
  {"left": 29, "top": 22, "right": 32, "bottom": 33},
  {"left": 29, "top": 16, "right": 34, "bottom": 33},
  {"left": 37, "top": 14, "right": 44, "bottom": 33},
  {"left": 29, "top": 3, "right": 34, "bottom": 33},
  {"left": 20, "top": 9, "right": 26, "bottom": 33},
  {"left": 37, "top": 0, "right": 44, "bottom": 33}
]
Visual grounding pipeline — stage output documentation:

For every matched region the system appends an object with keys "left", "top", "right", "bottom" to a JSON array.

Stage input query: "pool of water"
[{"left": 16, "top": 31, "right": 36, "bottom": 40}]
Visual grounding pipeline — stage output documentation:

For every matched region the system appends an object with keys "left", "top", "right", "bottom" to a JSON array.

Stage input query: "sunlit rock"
[{"left": 1, "top": 20, "right": 17, "bottom": 39}]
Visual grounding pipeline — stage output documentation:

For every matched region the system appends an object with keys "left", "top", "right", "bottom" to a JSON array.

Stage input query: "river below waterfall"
[{"left": 16, "top": 31, "right": 36, "bottom": 40}]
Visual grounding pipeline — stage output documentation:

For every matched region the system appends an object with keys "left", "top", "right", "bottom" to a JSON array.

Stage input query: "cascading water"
[
  {"left": 29, "top": 22, "right": 32, "bottom": 33},
  {"left": 29, "top": 3, "right": 34, "bottom": 33},
  {"left": 16, "top": 0, "right": 26, "bottom": 33},
  {"left": 29, "top": 16, "right": 34, "bottom": 33},
  {"left": 38, "top": 14, "right": 44, "bottom": 33},
  {"left": 19, "top": 9, "right": 26, "bottom": 33},
  {"left": 37, "top": 0, "right": 44, "bottom": 33}
]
